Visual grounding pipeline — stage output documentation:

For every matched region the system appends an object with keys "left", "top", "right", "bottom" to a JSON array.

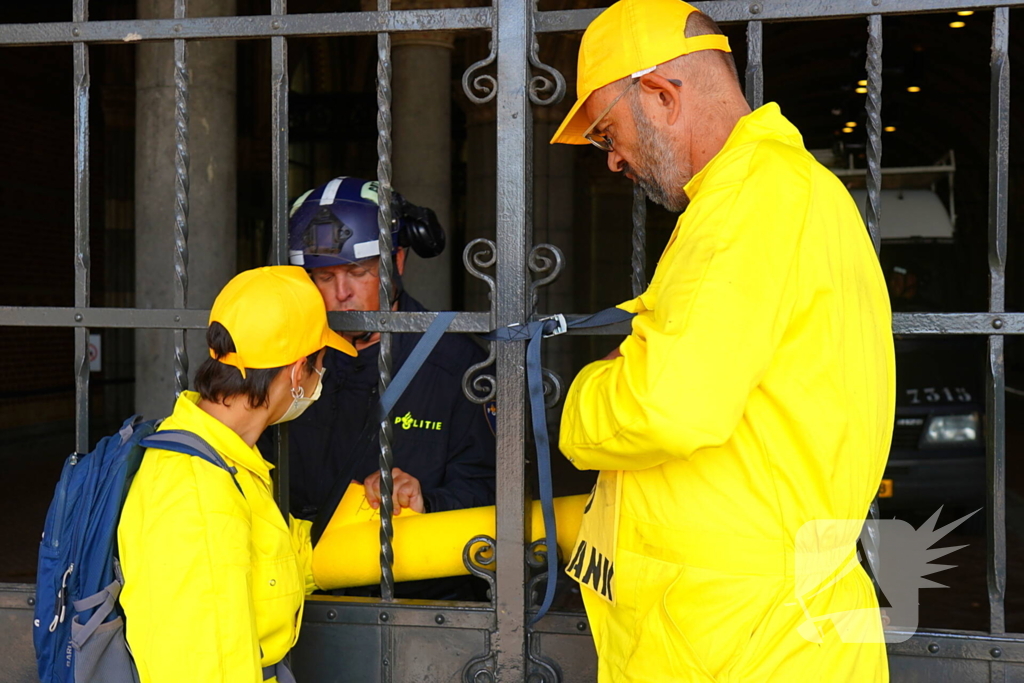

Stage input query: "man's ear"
[
  {"left": 395, "top": 247, "right": 408, "bottom": 277},
  {"left": 638, "top": 72, "right": 683, "bottom": 127}
]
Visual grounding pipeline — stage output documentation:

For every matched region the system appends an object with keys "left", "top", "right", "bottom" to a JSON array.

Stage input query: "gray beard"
[{"left": 628, "top": 97, "right": 690, "bottom": 213}]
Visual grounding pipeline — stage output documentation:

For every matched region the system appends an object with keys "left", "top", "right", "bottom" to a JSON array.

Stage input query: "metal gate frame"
[{"left": 0, "top": 1, "right": 1020, "bottom": 681}]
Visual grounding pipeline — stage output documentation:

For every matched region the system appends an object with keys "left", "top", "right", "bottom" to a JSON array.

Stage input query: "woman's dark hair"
[{"left": 193, "top": 322, "right": 319, "bottom": 409}]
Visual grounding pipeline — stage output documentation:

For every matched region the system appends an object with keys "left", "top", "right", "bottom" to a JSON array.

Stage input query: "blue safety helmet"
[{"left": 288, "top": 176, "right": 445, "bottom": 270}]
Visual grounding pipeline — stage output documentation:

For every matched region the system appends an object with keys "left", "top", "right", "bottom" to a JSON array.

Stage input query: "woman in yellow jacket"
[{"left": 117, "top": 266, "right": 356, "bottom": 683}]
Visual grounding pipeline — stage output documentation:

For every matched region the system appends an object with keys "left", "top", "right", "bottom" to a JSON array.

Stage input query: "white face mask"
[{"left": 272, "top": 365, "right": 325, "bottom": 425}]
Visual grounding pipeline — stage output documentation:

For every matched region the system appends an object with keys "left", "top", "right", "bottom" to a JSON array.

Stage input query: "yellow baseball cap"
[
  {"left": 209, "top": 265, "right": 356, "bottom": 378},
  {"left": 550, "top": 0, "right": 731, "bottom": 146}
]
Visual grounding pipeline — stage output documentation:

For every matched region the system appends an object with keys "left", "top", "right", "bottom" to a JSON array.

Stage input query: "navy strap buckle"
[{"left": 540, "top": 314, "right": 568, "bottom": 338}]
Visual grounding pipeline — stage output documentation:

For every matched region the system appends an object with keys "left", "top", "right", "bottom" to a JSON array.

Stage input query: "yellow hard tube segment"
[{"left": 313, "top": 483, "right": 588, "bottom": 590}]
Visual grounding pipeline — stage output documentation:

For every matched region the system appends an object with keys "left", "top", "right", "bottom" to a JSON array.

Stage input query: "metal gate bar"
[
  {"left": 270, "top": 0, "right": 292, "bottom": 522},
  {"left": 987, "top": 5, "right": 1010, "bottom": 638},
  {"left": 172, "top": 0, "right": 189, "bottom": 402},
  {"left": 745, "top": 19, "right": 764, "bottom": 109},
  {"left": 5, "top": 307, "right": 1024, "bottom": 336},
  {"left": 537, "top": 0, "right": 1020, "bottom": 30},
  {"left": 493, "top": 2, "right": 531, "bottom": 675},
  {"left": 374, "top": 0, "right": 398, "bottom": 604},
  {"left": 0, "top": 10, "right": 493, "bottom": 46},
  {"left": 865, "top": 13, "right": 883, "bottom": 254},
  {"left": 0, "top": 2, "right": 1021, "bottom": 681},
  {"left": 72, "top": 0, "right": 90, "bottom": 454}
]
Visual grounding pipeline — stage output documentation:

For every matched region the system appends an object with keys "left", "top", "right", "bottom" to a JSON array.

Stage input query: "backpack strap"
[{"left": 140, "top": 430, "right": 245, "bottom": 497}]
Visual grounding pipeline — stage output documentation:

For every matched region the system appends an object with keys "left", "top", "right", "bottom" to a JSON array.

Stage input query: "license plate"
[{"left": 878, "top": 479, "right": 893, "bottom": 498}]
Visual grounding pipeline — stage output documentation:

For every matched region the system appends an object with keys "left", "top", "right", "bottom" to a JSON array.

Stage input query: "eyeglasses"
[
  {"left": 581, "top": 71, "right": 683, "bottom": 153},
  {"left": 582, "top": 78, "right": 640, "bottom": 152}
]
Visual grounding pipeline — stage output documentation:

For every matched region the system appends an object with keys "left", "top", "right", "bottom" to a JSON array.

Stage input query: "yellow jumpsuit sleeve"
[
  {"left": 560, "top": 142, "right": 807, "bottom": 471},
  {"left": 289, "top": 515, "right": 318, "bottom": 595},
  {"left": 122, "top": 458, "right": 262, "bottom": 683}
]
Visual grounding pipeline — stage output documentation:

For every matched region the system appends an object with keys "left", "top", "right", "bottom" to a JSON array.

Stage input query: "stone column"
[
  {"left": 135, "top": 0, "right": 237, "bottom": 419},
  {"left": 360, "top": 0, "right": 458, "bottom": 311},
  {"left": 391, "top": 30, "right": 455, "bottom": 311}
]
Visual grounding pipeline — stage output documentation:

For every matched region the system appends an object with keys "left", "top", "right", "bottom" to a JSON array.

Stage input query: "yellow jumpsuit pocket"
[
  {"left": 252, "top": 554, "right": 304, "bottom": 653},
  {"left": 629, "top": 559, "right": 780, "bottom": 683}
]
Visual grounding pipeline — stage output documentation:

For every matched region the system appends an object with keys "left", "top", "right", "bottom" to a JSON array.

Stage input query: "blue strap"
[
  {"left": 484, "top": 306, "right": 635, "bottom": 625},
  {"left": 375, "top": 311, "right": 458, "bottom": 425},
  {"left": 141, "top": 430, "right": 245, "bottom": 497}
]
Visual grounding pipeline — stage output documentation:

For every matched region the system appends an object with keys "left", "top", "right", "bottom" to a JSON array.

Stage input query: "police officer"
[{"left": 272, "top": 176, "right": 496, "bottom": 549}]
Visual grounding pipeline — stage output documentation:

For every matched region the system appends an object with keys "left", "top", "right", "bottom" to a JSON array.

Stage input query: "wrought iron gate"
[{"left": 0, "top": 1, "right": 1021, "bottom": 681}]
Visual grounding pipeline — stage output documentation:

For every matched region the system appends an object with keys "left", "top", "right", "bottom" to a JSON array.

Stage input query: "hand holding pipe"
[{"left": 313, "top": 484, "right": 587, "bottom": 590}]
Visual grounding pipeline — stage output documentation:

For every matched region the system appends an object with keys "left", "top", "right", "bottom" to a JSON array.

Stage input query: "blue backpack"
[{"left": 34, "top": 415, "right": 241, "bottom": 683}]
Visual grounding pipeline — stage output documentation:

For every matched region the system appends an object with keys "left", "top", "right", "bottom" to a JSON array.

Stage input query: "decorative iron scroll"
[
  {"left": 465, "top": 237, "right": 497, "bottom": 302},
  {"left": 526, "top": 538, "right": 551, "bottom": 608},
  {"left": 528, "top": 1, "right": 566, "bottom": 107},
  {"left": 529, "top": 243, "right": 565, "bottom": 315},
  {"left": 463, "top": 345, "right": 497, "bottom": 405},
  {"left": 461, "top": 535, "right": 497, "bottom": 683},
  {"left": 463, "top": 534, "right": 497, "bottom": 605},
  {"left": 541, "top": 368, "right": 562, "bottom": 409},
  {"left": 528, "top": 633, "right": 562, "bottom": 683},
  {"left": 526, "top": 540, "right": 562, "bottom": 682},
  {"left": 463, "top": 238, "right": 497, "bottom": 404},
  {"left": 462, "top": 644, "right": 496, "bottom": 683},
  {"left": 462, "top": 39, "right": 497, "bottom": 104}
]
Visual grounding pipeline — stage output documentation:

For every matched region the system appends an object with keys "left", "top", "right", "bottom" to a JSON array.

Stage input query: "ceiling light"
[
  {"left": 856, "top": 87, "right": 868, "bottom": 94},
  {"left": 907, "top": 86, "right": 921, "bottom": 93},
  {"left": 857, "top": 79, "right": 868, "bottom": 86},
  {"left": 842, "top": 127, "right": 854, "bottom": 133},
  {"left": 845, "top": 121, "right": 858, "bottom": 127},
  {"left": 957, "top": 10, "right": 974, "bottom": 16},
  {"left": 884, "top": 126, "right": 896, "bottom": 132},
  {"left": 949, "top": 21, "right": 966, "bottom": 28}
]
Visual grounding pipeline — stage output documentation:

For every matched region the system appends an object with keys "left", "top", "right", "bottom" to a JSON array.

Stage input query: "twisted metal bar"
[
  {"left": 631, "top": 184, "right": 646, "bottom": 298},
  {"left": 375, "top": 5, "right": 396, "bottom": 602},
  {"left": 745, "top": 20, "right": 763, "bottom": 109},
  {"left": 864, "top": 14, "right": 882, "bottom": 256},
  {"left": 72, "top": 0, "right": 89, "bottom": 454},
  {"left": 986, "top": 6, "right": 1009, "bottom": 637},
  {"left": 172, "top": 0, "right": 190, "bottom": 396}
]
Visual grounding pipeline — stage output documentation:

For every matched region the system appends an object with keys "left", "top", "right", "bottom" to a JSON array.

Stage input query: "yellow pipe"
[{"left": 313, "top": 484, "right": 588, "bottom": 590}]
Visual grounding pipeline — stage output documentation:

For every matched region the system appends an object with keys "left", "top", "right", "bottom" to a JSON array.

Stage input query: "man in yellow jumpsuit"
[{"left": 552, "top": 1, "right": 895, "bottom": 680}]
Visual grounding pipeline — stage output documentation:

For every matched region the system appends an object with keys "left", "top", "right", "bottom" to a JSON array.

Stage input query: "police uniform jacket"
[{"left": 281, "top": 292, "right": 496, "bottom": 520}]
